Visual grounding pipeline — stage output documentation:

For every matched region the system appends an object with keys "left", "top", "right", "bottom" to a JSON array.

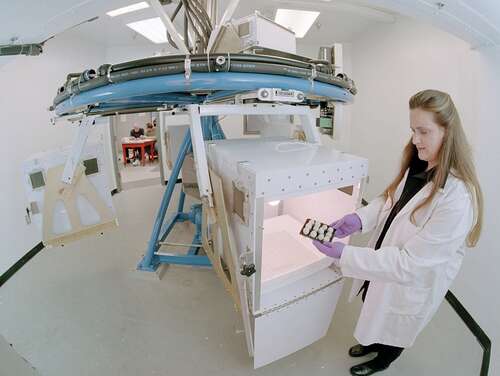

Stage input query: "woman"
[{"left": 313, "top": 89, "right": 483, "bottom": 376}]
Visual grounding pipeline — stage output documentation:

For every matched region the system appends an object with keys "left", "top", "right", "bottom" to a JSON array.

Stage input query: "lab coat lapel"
[
  {"left": 392, "top": 179, "right": 447, "bottom": 224},
  {"left": 392, "top": 183, "right": 433, "bottom": 222}
]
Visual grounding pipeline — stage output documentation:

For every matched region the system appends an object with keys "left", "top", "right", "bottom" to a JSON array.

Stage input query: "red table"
[{"left": 122, "top": 139, "right": 156, "bottom": 166}]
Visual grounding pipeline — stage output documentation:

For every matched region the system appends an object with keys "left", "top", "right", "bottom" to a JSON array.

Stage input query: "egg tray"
[{"left": 299, "top": 218, "right": 336, "bottom": 243}]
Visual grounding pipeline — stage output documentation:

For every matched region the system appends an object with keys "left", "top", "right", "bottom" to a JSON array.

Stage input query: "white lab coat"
[{"left": 339, "top": 169, "right": 473, "bottom": 348}]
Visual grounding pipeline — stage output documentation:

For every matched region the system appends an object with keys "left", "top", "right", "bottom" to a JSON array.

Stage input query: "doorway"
[{"left": 111, "top": 112, "right": 161, "bottom": 190}]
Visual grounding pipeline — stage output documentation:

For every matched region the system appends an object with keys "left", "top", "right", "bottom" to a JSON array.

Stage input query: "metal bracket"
[
  {"left": 61, "top": 115, "right": 97, "bottom": 184},
  {"left": 184, "top": 55, "right": 192, "bottom": 80},
  {"left": 207, "top": 0, "right": 241, "bottom": 52},
  {"left": 148, "top": 0, "right": 190, "bottom": 54},
  {"left": 187, "top": 105, "right": 214, "bottom": 206}
]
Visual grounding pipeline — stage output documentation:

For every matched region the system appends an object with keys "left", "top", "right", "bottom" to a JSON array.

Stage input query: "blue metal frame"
[
  {"left": 137, "top": 115, "right": 224, "bottom": 271},
  {"left": 55, "top": 72, "right": 354, "bottom": 116}
]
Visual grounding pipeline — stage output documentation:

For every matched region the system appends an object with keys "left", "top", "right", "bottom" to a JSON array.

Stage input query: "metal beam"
[{"left": 148, "top": 0, "right": 190, "bottom": 54}]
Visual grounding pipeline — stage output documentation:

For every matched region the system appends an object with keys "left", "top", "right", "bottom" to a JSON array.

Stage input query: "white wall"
[
  {"left": 453, "top": 45, "right": 500, "bottom": 373},
  {"left": 0, "top": 35, "right": 105, "bottom": 275},
  {"left": 349, "top": 16, "right": 499, "bottom": 373}
]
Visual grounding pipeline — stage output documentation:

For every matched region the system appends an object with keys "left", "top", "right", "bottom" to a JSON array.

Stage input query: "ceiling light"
[
  {"left": 126, "top": 17, "right": 169, "bottom": 44},
  {"left": 106, "top": 2, "right": 149, "bottom": 17},
  {"left": 274, "top": 9, "right": 320, "bottom": 38}
]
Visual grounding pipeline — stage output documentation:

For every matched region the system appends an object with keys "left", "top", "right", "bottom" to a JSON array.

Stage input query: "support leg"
[
  {"left": 137, "top": 130, "right": 192, "bottom": 271},
  {"left": 122, "top": 145, "right": 127, "bottom": 166}
]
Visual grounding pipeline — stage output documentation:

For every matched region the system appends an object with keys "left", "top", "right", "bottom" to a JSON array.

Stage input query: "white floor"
[
  {"left": 0, "top": 184, "right": 484, "bottom": 376},
  {"left": 119, "top": 158, "right": 161, "bottom": 188}
]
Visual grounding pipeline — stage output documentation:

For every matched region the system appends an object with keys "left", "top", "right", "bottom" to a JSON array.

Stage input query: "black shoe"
[
  {"left": 350, "top": 359, "right": 388, "bottom": 376},
  {"left": 348, "top": 344, "right": 378, "bottom": 358}
]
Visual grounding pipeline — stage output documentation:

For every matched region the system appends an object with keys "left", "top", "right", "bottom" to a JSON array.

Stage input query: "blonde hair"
[{"left": 383, "top": 89, "right": 483, "bottom": 247}]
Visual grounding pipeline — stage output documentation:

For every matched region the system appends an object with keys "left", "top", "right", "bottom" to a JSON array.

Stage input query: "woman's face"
[{"left": 410, "top": 108, "right": 446, "bottom": 169}]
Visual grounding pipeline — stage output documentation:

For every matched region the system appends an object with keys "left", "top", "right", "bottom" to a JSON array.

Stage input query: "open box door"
[{"left": 203, "top": 168, "right": 254, "bottom": 357}]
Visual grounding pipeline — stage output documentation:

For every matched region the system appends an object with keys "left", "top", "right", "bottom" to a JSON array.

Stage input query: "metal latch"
[
  {"left": 240, "top": 263, "right": 256, "bottom": 277},
  {"left": 25, "top": 207, "right": 31, "bottom": 225}
]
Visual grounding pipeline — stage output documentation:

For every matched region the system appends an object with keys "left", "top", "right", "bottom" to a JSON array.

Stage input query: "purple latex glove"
[
  {"left": 331, "top": 213, "right": 362, "bottom": 238},
  {"left": 313, "top": 240, "right": 345, "bottom": 259}
]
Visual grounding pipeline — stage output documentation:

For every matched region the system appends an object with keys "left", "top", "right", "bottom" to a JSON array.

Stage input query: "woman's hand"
[
  {"left": 312, "top": 240, "right": 345, "bottom": 259},
  {"left": 331, "top": 213, "right": 362, "bottom": 238}
]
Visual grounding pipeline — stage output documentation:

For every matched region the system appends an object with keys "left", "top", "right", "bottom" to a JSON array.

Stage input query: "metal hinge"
[{"left": 240, "top": 263, "right": 256, "bottom": 277}]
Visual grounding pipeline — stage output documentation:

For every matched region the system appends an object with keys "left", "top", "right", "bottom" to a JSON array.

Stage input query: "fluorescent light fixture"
[
  {"left": 126, "top": 17, "right": 170, "bottom": 44},
  {"left": 268, "top": 200, "right": 281, "bottom": 206},
  {"left": 107, "top": 2, "right": 149, "bottom": 17},
  {"left": 275, "top": 8, "right": 320, "bottom": 38}
]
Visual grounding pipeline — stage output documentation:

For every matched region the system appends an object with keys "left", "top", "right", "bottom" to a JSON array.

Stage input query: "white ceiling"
[
  {"left": 49, "top": 0, "right": 397, "bottom": 48},
  {"left": 1, "top": 0, "right": 499, "bottom": 50}
]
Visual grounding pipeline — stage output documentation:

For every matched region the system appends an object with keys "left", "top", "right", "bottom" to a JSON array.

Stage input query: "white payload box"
[
  {"left": 204, "top": 137, "right": 368, "bottom": 368},
  {"left": 210, "top": 11, "right": 297, "bottom": 54},
  {"left": 233, "top": 11, "right": 296, "bottom": 54}
]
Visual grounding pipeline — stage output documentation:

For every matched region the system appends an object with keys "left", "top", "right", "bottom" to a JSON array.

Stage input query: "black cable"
[
  {"left": 188, "top": 0, "right": 212, "bottom": 38},
  {"left": 109, "top": 53, "right": 320, "bottom": 73},
  {"left": 186, "top": 0, "right": 211, "bottom": 49},
  {"left": 184, "top": 7, "right": 190, "bottom": 52},
  {"left": 182, "top": 0, "right": 205, "bottom": 49},
  {"left": 186, "top": 2, "right": 209, "bottom": 50}
]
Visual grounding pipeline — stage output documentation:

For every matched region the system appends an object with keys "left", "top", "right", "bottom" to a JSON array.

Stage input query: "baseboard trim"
[
  {"left": 0, "top": 241, "right": 45, "bottom": 288},
  {"left": 445, "top": 290, "right": 491, "bottom": 376}
]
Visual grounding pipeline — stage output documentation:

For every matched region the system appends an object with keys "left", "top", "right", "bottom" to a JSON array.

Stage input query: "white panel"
[
  {"left": 76, "top": 195, "right": 100, "bottom": 225},
  {"left": 207, "top": 138, "right": 368, "bottom": 199},
  {"left": 253, "top": 278, "right": 343, "bottom": 368},
  {"left": 255, "top": 13, "right": 296, "bottom": 53},
  {"left": 258, "top": 267, "right": 342, "bottom": 314},
  {"left": 261, "top": 214, "right": 331, "bottom": 293},
  {"left": 160, "top": 111, "right": 190, "bottom": 180},
  {"left": 282, "top": 188, "right": 356, "bottom": 226},
  {"left": 231, "top": 12, "right": 296, "bottom": 53}
]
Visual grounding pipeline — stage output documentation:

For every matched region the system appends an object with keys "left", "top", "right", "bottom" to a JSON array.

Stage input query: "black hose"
[
  {"left": 53, "top": 54, "right": 356, "bottom": 106},
  {"left": 110, "top": 53, "right": 318, "bottom": 73}
]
